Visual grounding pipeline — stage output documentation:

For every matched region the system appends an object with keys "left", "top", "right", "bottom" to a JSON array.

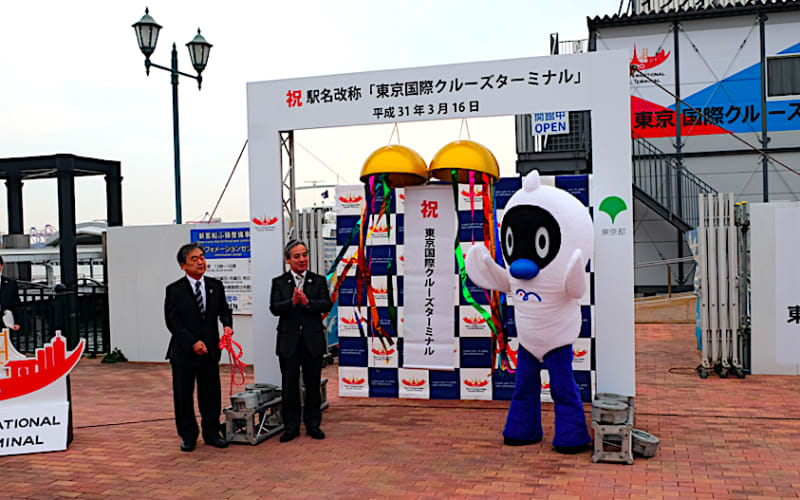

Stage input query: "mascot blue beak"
[{"left": 509, "top": 259, "right": 539, "bottom": 280}]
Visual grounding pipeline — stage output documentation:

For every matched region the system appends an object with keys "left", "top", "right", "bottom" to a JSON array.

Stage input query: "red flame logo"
[
  {"left": 541, "top": 382, "right": 550, "bottom": 389},
  {"left": 464, "top": 379, "right": 489, "bottom": 388},
  {"left": 371, "top": 347, "right": 396, "bottom": 356},
  {"left": 463, "top": 316, "right": 486, "bottom": 325},
  {"left": 342, "top": 377, "right": 366, "bottom": 386},
  {"left": 252, "top": 216, "right": 279, "bottom": 226},
  {"left": 370, "top": 225, "right": 389, "bottom": 234},
  {"left": 573, "top": 349, "right": 588, "bottom": 358},
  {"left": 630, "top": 45, "right": 670, "bottom": 71},
  {"left": 461, "top": 189, "right": 483, "bottom": 197},
  {"left": 402, "top": 378, "right": 425, "bottom": 387},
  {"left": 339, "top": 195, "right": 363, "bottom": 204},
  {"left": 372, "top": 287, "right": 388, "bottom": 295},
  {"left": 399, "top": 256, "right": 405, "bottom": 262},
  {"left": 399, "top": 194, "right": 405, "bottom": 201},
  {"left": 341, "top": 316, "right": 365, "bottom": 325}
]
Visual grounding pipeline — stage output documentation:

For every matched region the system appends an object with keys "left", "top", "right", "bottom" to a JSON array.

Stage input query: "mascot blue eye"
[{"left": 535, "top": 227, "right": 550, "bottom": 258}]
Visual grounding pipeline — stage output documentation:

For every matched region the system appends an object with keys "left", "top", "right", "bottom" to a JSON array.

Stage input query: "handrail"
[
  {"left": 631, "top": 131, "right": 717, "bottom": 229},
  {"left": 634, "top": 256, "right": 696, "bottom": 268}
]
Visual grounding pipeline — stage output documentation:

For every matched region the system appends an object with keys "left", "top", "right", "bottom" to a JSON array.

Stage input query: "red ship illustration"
[
  {"left": 0, "top": 332, "right": 85, "bottom": 401},
  {"left": 252, "top": 216, "right": 278, "bottom": 226},
  {"left": 630, "top": 45, "right": 670, "bottom": 71},
  {"left": 541, "top": 382, "right": 550, "bottom": 389},
  {"left": 573, "top": 349, "right": 588, "bottom": 358},
  {"left": 402, "top": 378, "right": 425, "bottom": 387},
  {"left": 342, "top": 377, "right": 366, "bottom": 385},
  {"left": 371, "top": 347, "right": 396, "bottom": 356},
  {"left": 461, "top": 189, "right": 483, "bottom": 197}
]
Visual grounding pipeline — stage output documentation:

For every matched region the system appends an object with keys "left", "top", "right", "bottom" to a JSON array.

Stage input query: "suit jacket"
[
  {"left": 164, "top": 275, "right": 232, "bottom": 366},
  {"left": 0, "top": 276, "right": 21, "bottom": 325},
  {"left": 269, "top": 270, "right": 332, "bottom": 359}
]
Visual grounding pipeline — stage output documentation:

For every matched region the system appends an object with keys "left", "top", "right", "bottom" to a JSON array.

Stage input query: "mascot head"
[{"left": 500, "top": 171, "right": 593, "bottom": 284}]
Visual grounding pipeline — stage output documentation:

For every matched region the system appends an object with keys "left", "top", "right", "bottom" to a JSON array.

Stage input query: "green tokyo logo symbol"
[{"left": 598, "top": 196, "right": 627, "bottom": 224}]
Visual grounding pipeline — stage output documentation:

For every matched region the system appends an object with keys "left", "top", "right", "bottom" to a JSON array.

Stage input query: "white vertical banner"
[
  {"left": 403, "top": 185, "right": 456, "bottom": 370},
  {"left": 775, "top": 206, "right": 800, "bottom": 364}
]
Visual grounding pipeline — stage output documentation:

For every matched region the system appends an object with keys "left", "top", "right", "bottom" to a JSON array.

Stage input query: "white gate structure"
[
  {"left": 697, "top": 193, "right": 746, "bottom": 378},
  {"left": 246, "top": 51, "right": 636, "bottom": 396}
]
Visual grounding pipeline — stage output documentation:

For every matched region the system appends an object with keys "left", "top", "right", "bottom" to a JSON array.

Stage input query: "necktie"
[
  {"left": 296, "top": 274, "right": 303, "bottom": 289},
  {"left": 195, "top": 281, "right": 205, "bottom": 316}
]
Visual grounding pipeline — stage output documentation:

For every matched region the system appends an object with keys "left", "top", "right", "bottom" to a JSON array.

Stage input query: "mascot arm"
[
  {"left": 465, "top": 245, "right": 511, "bottom": 294},
  {"left": 563, "top": 249, "right": 587, "bottom": 299}
]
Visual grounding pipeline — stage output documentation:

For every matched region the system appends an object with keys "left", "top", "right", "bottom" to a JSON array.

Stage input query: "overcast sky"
[{"left": 0, "top": 0, "right": 622, "bottom": 232}]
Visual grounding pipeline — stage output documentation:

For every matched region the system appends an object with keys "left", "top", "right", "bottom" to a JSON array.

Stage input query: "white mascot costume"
[{"left": 466, "top": 170, "right": 593, "bottom": 453}]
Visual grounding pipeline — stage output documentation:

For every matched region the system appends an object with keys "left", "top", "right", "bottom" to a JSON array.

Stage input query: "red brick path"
[{"left": 4, "top": 324, "right": 800, "bottom": 499}]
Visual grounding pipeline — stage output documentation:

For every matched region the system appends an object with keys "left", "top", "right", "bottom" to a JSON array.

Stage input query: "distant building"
[
  {"left": 591, "top": 0, "right": 800, "bottom": 293},
  {"left": 530, "top": 1, "right": 800, "bottom": 294}
]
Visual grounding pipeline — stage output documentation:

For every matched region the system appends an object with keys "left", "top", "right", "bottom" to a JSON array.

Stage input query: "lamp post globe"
[
  {"left": 187, "top": 29, "right": 213, "bottom": 85},
  {"left": 186, "top": 29, "right": 212, "bottom": 72},
  {"left": 132, "top": 7, "right": 162, "bottom": 74}
]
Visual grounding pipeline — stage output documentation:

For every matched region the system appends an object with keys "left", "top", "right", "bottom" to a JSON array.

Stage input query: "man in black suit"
[
  {"left": 270, "top": 240, "right": 332, "bottom": 442},
  {"left": 0, "top": 256, "right": 21, "bottom": 331},
  {"left": 164, "top": 242, "right": 232, "bottom": 452}
]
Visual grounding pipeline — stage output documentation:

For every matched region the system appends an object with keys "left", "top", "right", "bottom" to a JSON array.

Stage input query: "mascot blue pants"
[{"left": 504, "top": 344, "right": 590, "bottom": 448}]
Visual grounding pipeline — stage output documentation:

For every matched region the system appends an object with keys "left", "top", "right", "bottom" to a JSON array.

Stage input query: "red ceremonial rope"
[{"left": 219, "top": 330, "right": 247, "bottom": 396}]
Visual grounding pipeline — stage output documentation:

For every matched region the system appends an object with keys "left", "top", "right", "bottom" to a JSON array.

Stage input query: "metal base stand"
[
  {"left": 224, "top": 378, "right": 330, "bottom": 445},
  {"left": 591, "top": 396, "right": 634, "bottom": 465},
  {"left": 224, "top": 397, "right": 284, "bottom": 445}
]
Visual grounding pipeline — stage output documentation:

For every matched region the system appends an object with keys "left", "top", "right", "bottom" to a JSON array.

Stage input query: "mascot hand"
[
  {"left": 563, "top": 249, "right": 587, "bottom": 299},
  {"left": 466, "top": 244, "right": 490, "bottom": 265},
  {"left": 465, "top": 244, "right": 511, "bottom": 293}
]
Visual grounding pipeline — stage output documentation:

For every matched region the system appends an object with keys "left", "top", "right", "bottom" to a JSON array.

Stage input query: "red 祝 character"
[
  {"left": 421, "top": 200, "right": 439, "bottom": 219},
  {"left": 286, "top": 90, "right": 302, "bottom": 108}
]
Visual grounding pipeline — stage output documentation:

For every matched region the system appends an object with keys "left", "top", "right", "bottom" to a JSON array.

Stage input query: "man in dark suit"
[
  {"left": 0, "top": 256, "right": 21, "bottom": 331},
  {"left": 164, "top": 242, "right": 232, "bottom": 452},
  {"left": 270, "top": 240, "right": 332, "bottom": 442}
]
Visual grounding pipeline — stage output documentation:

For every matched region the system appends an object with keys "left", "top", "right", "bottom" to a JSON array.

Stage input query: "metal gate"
[{"left": 697, "top": 193, "right": 749, "bottom": 378}]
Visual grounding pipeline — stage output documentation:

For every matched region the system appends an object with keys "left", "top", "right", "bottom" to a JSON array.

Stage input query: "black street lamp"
[{"left": 132, "top": 7, "right": 212, "bottom": 224}]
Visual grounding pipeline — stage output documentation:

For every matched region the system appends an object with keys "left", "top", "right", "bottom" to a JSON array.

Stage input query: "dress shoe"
[
  {"left": 180, "top": 440, "right": 196, "bottom": 452},
  {"left": 306, "top": 427, "right": 325, "bottom": 440},
  {"left": 279, "top": 429, "right": 300, "bottom": 443},
  {"left": 206, "top": 437, "right": 229, "bottom": 449}
]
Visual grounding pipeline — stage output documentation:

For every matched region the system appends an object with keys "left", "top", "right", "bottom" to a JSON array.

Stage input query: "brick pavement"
[{"left": 4, "top": 323, "right": 800, "bottom": 499}]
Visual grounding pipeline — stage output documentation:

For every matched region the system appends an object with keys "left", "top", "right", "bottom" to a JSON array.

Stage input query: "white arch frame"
[{"left": 246, "top": 50, "right": 636, "bottom": 395}]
